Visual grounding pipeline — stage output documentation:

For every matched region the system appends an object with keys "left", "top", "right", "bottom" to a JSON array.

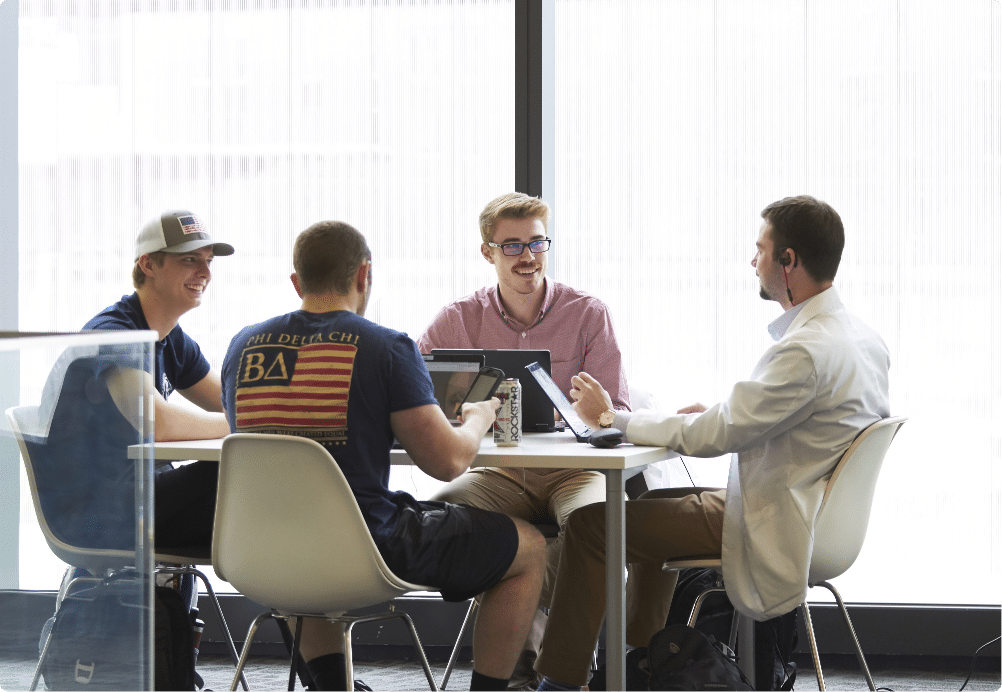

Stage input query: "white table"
[{"left": 132, "top": 432, "right": 677, "bottom": 690}]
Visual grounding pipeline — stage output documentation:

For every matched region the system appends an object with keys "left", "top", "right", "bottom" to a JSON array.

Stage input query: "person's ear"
[
  {"left": 356, "top": 261, "right": 371, "bottom": 293},
  {"left": 481, "top": 243, "right": 495, "bottom": 265},
  {"left": 137, "top": 254, "right": 156, "bottom": 278},
  {"left": 290, "top": 272, "right": 303, "bottom": 298}
]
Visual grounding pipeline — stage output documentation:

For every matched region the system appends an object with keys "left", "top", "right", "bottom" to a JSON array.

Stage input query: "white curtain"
[
  {"left": 555, "top": 0, "right": 1000, "bottom": 606},
  {"left": 17, "top": 0, "right": 514, "bottom": 589}
]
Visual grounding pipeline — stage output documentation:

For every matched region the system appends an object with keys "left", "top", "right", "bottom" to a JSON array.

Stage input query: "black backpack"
[
  {"left": 41, "top": 579, "right": 196, "bottom": 691},
  {"left": 642, "top": 623, "right": 754, "bottom": 691},
  {"left": 666, "top": 568, "right": 798, "bottom": 691}
]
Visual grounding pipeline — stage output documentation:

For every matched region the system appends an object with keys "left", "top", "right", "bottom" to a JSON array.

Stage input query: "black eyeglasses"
[{"left": 486, "top": 238, "right": 552, "bottom": 256}]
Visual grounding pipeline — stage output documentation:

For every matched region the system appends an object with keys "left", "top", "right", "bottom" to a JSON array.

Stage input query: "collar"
[
  {"left": 487, "top": 278, "right": 556, "bottom": 331},
  {"left": 767, "top": 286, "right": 841, "bottom": 341},
  {"left": 126, "top": 292, "right": 168, "bottom": 345}
]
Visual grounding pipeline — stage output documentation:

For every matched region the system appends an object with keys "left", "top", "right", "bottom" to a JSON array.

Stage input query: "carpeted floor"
[
  {"left": 2, "top": 651, "right": 998, "bottom": 691},
  {"left": 195, "top": 652, "right": 1001, "bottom": 691}
]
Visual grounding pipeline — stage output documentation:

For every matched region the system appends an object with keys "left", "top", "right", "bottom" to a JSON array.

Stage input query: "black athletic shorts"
[
  {"left": 376, "top": 501, "right": 520, "bottom": 602},
  {"left": 153, "top": 460, "right": 218, "bottom": 551}
]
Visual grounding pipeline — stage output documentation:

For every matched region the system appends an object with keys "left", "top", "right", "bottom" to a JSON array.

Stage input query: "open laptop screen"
[
  {"left": 430, "top": 349, "right": 556, "bottom": 432},
  {"left": 423, "top": 353, "right": 485, "bottom": 423},
  {"left": 525, "top": 361, "right": 593, "bottom": 442}
]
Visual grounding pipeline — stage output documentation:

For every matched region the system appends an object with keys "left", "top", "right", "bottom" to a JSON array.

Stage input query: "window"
[
  {"left": 15, "top": 0, "right": 1001, "bottom": 607},
  {"left": 554, "top": 0, "right": 1000, "bottom": 605},
  {"left": 17, "top": 0, "right": 514, "bottom": 590}
]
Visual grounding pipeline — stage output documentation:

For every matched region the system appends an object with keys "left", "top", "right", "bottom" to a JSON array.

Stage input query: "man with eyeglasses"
[{"left": 417, "top": 192, "right": 630, "bottom": 689}]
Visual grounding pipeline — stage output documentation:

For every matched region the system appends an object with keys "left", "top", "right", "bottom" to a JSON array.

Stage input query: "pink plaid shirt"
[{"left": 416, "top": 280, "right": 631, "bottom": 410}]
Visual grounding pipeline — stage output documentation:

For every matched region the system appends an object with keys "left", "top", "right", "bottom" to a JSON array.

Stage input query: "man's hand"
[
  {"left": 570, "top": 372, "right": 614, "bottom": 429},
  {"left": 676, "top": 403, "right": 707, "bottom": 414},
  {"left": 458, "top": 397, "right": 500, "bottom": 428}
]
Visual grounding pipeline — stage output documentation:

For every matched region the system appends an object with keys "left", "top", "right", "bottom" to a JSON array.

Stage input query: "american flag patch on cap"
[{"left": 178, "top": 215, "right": 205, "bottom": 236}]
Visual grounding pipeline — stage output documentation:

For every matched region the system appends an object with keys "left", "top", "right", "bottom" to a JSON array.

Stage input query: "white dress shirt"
[{"left": 622, "top": 287, "right": 890, "bottom": 619}]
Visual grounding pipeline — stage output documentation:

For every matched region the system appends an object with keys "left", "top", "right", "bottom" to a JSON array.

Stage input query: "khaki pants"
[
  {"left": 430, "top": 466, "right": 607, "bottom": 606},
  {"left": 534, "top": 487, "right": 727, "bottom": 686}
]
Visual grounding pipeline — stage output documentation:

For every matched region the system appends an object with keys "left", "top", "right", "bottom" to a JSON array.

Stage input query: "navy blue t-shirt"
[
  {"left": 83, "top": 293, "right": 210, "bottom": 398},
  {"left": 221, "top": 310, "right": 437, "bottom": 542},
  {"left": 25, "top": 294, "right": 212, "bottom": 548}
]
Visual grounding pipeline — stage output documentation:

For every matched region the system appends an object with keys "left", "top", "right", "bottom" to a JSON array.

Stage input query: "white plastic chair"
[
  {"left": 662, "top": 416, "right": 907, "bottom": 691},
  {"left": 213, "top": 433, "right": 438, "bottom": 691},
  {"left": 6, "top": 405, "right": 248, "bottom": 691}
]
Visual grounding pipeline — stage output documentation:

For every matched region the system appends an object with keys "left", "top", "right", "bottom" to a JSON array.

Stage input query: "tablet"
[{"left": 423, "top": 352, "right": 486, "bottom": 424}]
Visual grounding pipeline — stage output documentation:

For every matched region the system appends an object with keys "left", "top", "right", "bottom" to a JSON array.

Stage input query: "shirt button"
[{"left": 522, "top": 332, "right": 527, "bottom": 338}]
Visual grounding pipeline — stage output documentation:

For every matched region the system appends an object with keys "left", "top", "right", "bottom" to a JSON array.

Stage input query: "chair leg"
[
  {"left": 441, "top": 599, "right": 478, "bottom": 690},
  {"left": 394, "top": 610, "right": 439, "bottom": 691},
  {"left": 342, "top": 618, "right": 356, "bottom": 692},
  {"left": 290, "top": 616, "right": 305, "bottom": 692},
  {"left": 187, "top": 567, "right": 250, "bottom": 691},
  {"left": 800, "top": 601, "right": 826, "bottom": 691},
  {"left": 29, "top": 622, "right": 55, "bottom": 691},
  {"left": 230, "top": 612, "right": 275, "bottom": 691},
  {"left": 157, "top": 565, "right": 250, "bottom": 690},
  {"left": 339, "top": 610, "right": 438, "bottom": 691},
  {"left": 685, "top": 586, "right": 727, "bottom": 627},
  {"left": 817, "top": 581, "right": 876, "bottom": 691}
]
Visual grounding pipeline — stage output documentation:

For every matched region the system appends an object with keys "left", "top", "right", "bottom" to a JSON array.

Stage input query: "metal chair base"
[
  {"left": 683, "top": 575, "right": 877, "bottom": 691},
  {"left": 231, "top": 606, "right": 437, "bottom": 692}
]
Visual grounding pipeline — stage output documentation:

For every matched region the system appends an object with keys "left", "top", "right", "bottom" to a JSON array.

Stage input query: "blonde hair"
[{"left": 478, "top": 193, "right": 550, "bottom": 243}]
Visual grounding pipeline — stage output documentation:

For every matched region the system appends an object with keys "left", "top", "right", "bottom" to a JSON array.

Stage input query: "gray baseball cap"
[{"left": 135, "top": 210, "right": 235, "bottom": 260}]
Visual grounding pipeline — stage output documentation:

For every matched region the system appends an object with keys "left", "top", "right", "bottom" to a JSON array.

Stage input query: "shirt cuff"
[{"left": 612, "top": 410, "right": 633, "bottom": 437}]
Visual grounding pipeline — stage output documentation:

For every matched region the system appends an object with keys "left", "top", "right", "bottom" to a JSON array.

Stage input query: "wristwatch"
[{"left": 598, "top": 409, "right": 616, "bottom": 428}]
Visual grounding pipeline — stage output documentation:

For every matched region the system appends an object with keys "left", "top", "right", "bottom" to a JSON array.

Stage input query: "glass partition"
[{"left": 1, "top": 330, "right": 155, "bottom": 691}]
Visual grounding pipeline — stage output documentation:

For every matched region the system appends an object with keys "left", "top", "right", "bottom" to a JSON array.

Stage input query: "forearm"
[
  {"left": 392, "top": 402, "right": 493, "bottom": 482},
  {"left": 154, "top": 397, "right": 230, "bottom": 441}
]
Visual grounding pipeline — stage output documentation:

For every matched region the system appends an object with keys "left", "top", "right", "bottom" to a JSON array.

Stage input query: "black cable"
[
  {"left": 679, "top": 455, "right": 696, "bottom": 487},
  {"left": 958, "top": 634, "right": 1001, "bottom": 691}
]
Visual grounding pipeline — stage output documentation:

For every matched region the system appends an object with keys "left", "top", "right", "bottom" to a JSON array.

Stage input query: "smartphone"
[{"left": 459, "top": 366, "right": 505, "bottom": 408}]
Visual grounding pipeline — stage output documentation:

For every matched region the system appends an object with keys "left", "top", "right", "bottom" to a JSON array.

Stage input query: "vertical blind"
[
  {"left": 18, "top": 0, "right": 1000, "bottom": 605},
  {"left": 17, "top": 0, "right": 514, "bottom": 589},
  {"left": 554, "top": 0, "right": 1000, "bottom": 606}
]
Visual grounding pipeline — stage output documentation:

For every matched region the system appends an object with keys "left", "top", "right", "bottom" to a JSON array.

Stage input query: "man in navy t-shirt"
[
  {"left": 220, "top": 221, "right": 546, "bottom": 692},
  {"left": 79, "top": 209, "right": 234, "bottom": 550}
]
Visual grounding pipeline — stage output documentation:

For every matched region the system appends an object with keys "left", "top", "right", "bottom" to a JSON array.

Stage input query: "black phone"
[{"left": 459, "top": 366, "right": 505, "bottom": 408}]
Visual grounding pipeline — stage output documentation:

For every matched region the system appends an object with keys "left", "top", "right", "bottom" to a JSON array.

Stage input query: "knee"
[
  {"left": 565, "top": 502, "right": 605, "bottom": 542},
  {"left": 518, "top": 522, "right": 548, "bottom": 571}
]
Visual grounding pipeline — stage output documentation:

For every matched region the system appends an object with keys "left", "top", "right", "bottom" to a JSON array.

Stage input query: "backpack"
[
  {"left": 666, "top": 568, "right": 798, "bottom": 691},
  {"left": 643, "top": 623, "right": 754, "bottom": 691},
  {"left": 40, "top": 579, "right": 196, "bottom": 691}
]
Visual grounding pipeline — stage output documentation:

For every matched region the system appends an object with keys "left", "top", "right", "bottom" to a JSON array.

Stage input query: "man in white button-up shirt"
[{"left": 533, "top": 195, "right": 891, "bottom": 690}]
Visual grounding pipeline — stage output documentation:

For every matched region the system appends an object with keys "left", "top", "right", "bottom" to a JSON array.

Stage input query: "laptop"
[
  {"left": 430, "top": 349, "right": 557, "bottom": 432},
  {"left": 423, "top": 352, "right": 486, "bottom": 424},
  {"left": 525, "top": 360, "right": 594, "bottom": 442}
]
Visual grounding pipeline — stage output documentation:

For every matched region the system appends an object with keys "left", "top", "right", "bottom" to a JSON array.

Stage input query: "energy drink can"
[{"left": 493, "top": 378, "right": 522, "bottom": 447}]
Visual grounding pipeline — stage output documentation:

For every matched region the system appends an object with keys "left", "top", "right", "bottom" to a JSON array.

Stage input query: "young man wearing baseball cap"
[{"left": 81, "top": 208, "right": 234, "bottom": 549}]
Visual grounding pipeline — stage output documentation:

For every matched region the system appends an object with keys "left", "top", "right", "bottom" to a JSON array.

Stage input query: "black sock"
[
  {"left": 470, "top": 669, "right": 509, "bottom": 691},
  {"left": 306, "top": 653, "right": 348, "bottom": 691}
]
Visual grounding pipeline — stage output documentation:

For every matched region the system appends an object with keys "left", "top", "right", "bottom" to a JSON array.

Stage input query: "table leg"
[
  {"left": 605, "top": 468, "right": 626, "bottom": 692},
  {"left": 738, "top": 613, "right": 756, "bottom": 685}
]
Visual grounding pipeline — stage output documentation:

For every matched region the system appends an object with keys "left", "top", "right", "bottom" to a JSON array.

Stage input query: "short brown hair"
[
  {"left": 131, "top": 252, "right": 167, "bottom": 288},
  {"left": 761, "top": 195, "right": 844, "bottom": 282},
  {"left": 293, "top": 221, "right": 372, "bottom": 295},
  {"left": 478, "top": 193, "right": 550, "bottom": 243}
]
